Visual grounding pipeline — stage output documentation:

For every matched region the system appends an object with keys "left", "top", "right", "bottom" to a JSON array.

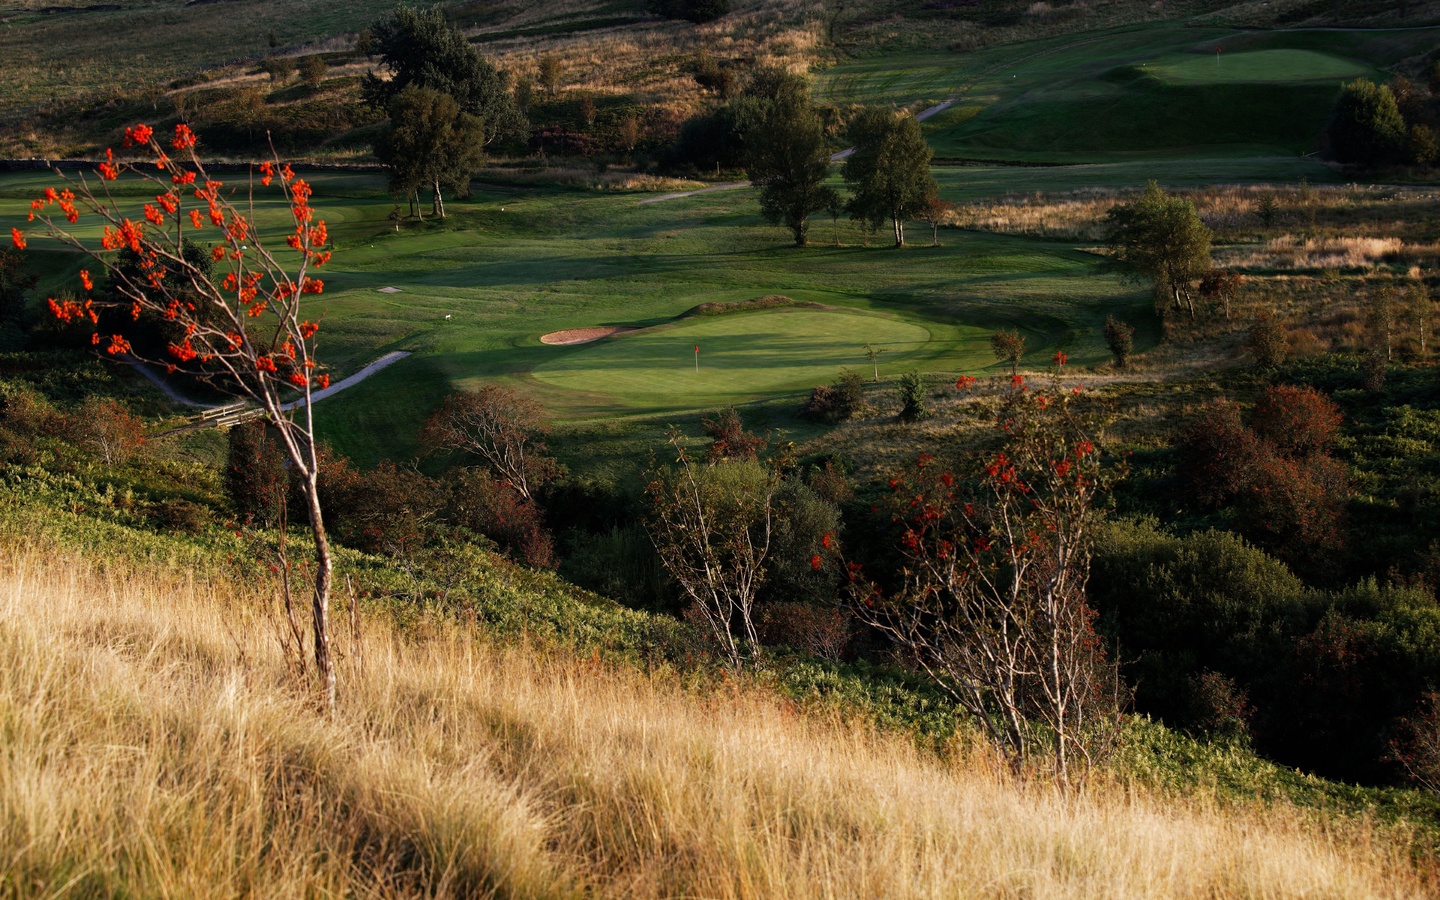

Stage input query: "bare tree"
[
  {"left": 847, "top": 378, "right": 1125, "bottom": 782},
  {"left": 24, "top": 123, "right": 341, "bottom": 709},
  {"left": 646, "top": 430, "right": 777, "bottom": 670},
  {"left": 422, "top": 386, "right": 559, "bottom": 501}
]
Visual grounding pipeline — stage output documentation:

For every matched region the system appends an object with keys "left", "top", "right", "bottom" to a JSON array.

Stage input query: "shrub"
[
  {"left": 1104, "top": 315, "right": 1134, "bottom": 369},
  {"left": 1186, "top": 670, "right": 1253, "bottom": 743},
  {"left": 70, "top": 397, "right": 145, "bottom": 467},
  {"left": 989, "top": 329, "right": 1025, "bottom": 375},
  {"left": 150, "top": 497, "right": 211, "bottom": 534},
  {"left": 444, "top": 467, "right": 556, "bottom": 569},
  {"left": 802, "top": 371, "right": 866, "bottom": 423},
  {"left": 897, "top": 370, "right": 928, "bottom": 422},
  {"left": 756, "top": 602, "right": 851, "bottom": 662},
  {"left": 324, "top": 459, "right": 441, "bottom": 558},
  {"left": 1181, "top": 401, "right": 1263, "bottom": 508},
  {"left": 1247, "top": 310, "right": 1288, "bottom": 368},
  {"left": 701, "top": 407, "right": 766, "bottom": 461},
  {"left": 1250, "top": 385, "right": 1343, "bottom": 458}
]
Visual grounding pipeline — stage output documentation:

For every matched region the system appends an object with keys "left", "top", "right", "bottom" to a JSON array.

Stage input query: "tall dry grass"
[{"left": 1, "top": 546, "right": 1432, "bottom": 898}]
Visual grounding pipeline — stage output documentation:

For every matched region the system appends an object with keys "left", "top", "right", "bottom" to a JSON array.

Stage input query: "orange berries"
[{"left": 9, "top": 228, "right": 24, "bottom": 250}]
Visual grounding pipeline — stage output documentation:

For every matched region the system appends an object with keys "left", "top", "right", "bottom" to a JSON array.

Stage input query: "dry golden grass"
[{"left": 1, "top": 545, "right": 1432, "bottom": 898}]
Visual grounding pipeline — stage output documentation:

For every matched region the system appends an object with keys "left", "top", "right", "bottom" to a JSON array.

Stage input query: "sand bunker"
[{"left": 540, "top": 326, "right": 638, "bottom": 345}]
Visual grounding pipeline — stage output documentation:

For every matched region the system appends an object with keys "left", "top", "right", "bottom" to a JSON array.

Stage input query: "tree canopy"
[
  {"left": 1328, "top": 78, "right": 1407, "bottom": 166},
  {"left": 841, "top": 109, "right": 936, "bottom": 247},
  {"left": 1102, "top": 181, "right": 1212, "bottom": 320},
  {"left": 362, "top": 4, "right": 525, "bottom": 150},
  {"left": 742, "top": 72, "right": 835, "bottom": 247},
  {"left": 376, "top": 85, "right": 487, "bottom": 219}
]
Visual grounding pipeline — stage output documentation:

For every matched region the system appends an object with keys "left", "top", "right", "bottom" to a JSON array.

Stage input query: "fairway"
[
  {"left": 821, "top": 24, "right": 1399, "bottom": 162},
  {"left": 1148, "top": 49, "right": 1372, "bottom": 85},
  {"left": 530, "top": 310, "right": 950, "bottom": 412}
]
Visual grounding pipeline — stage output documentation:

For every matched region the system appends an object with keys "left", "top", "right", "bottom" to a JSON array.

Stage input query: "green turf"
[
  {"left": 3, "top": 164, "right": 1167, "bottom": 470},
  {"left": 820, "top": 24, "right": 1411, "bottom": 163},
  {"left": 531, "top": 309, "right": 952, "bottom": 414},
  {"left": 1146, "top": 49, "right": 1373, "bottom": 84}
]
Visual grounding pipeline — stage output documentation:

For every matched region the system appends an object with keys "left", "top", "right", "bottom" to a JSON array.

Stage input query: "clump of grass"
[{"left": 1, "top": 542, "right": 1432, "bottom": 897}]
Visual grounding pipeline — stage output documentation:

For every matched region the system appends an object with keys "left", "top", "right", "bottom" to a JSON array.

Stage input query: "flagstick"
[{"left": 694, "top": 344, "right": 699, "bottom": 374}]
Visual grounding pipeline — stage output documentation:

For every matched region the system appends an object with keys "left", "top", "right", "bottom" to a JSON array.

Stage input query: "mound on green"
[{"left": 531, "top": 309, "right": 975, "bottom": 414}]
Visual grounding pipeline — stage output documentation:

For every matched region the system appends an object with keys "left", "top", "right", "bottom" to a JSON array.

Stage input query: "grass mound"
[
  {"left": 2, "top": 543, "right": 1430, "bottom": 898},
  {"left": 683, "top": 294, "right": 809, "bottom": 317},
  {"left": 1148, "top": 48, "right": 1374, "bottom": 84}
]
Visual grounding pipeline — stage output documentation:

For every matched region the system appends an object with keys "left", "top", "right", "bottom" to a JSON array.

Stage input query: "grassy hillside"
[{"left": 2, "top": 523, "right": 1433, "bottom": 898}]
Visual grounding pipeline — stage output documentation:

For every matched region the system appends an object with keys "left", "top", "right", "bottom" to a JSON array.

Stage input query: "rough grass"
[{"left": 2, "top": 543, "right": 1434, "bottom": 898}]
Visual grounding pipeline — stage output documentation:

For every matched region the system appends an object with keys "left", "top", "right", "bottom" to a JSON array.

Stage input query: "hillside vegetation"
[{"left": 2, "top": 536, "right": 1432, "bottom": 898}]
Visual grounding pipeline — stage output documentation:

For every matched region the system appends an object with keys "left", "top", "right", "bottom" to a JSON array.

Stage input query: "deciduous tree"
[
  {"left": 20, "top": 123, "right": 342, "bottom": 708},
  {"left": 1328, "top": 78, "right": 1407, "bottom": 167},
  {"left": 842, "top": 108, "right": 937, "bottom": 247},
  {"left": 422, "top": 386, "right": 560, "bottom": 501},
  {"left": 846, "top": 378, "right": 1125, "bottom": 781},
  {"left": 743, "top": 74, "right": 835, "bottom": 247},
  {"left": 362, "top": 4, "right": 525, "bottom": 149},
  {"left": 1102, "top": 181, "right": 1212, "bottom": 320},
  {"left": 375, "top": 85, "right": 486, "bottom": 219}
]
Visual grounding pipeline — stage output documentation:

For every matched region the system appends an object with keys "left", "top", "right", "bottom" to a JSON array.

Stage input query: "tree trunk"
[
  {"left": 793, "top": 221, "right": 808, "bottom": 247},
  {"left": 892, "top": 215, "right": 904, "bottom": 247},
  {"left": 432, "top": 180, "right": 445, "bottom": 219},
  {"left": 303, "top": 471, "right": 336, "bottom": 712},
  {"left": 932, "top": 221, "right": 939, "bottom": 247}
]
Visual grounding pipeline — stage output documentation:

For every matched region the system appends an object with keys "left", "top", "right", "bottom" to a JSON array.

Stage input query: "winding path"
[{"left": 127, "top": 351, "right": 412, "bottom": 412}]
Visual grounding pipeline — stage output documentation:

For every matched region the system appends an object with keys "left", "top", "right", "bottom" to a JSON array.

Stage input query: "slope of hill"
[{"left": 2, "top": 527, "right": 1432, "bottom": 898}]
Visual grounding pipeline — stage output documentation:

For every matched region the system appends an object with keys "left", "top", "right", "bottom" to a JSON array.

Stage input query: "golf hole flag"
[{"left": 694, "top": 344, "right": 699, "bottom": 373}]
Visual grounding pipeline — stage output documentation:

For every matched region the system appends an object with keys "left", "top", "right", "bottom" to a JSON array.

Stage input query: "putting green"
[
  {"left": 1148, "top": 49, "right": 1372, "bottom": 85},
  {"left": 529, "top": 309, "right": 952, "bottom": 411}
]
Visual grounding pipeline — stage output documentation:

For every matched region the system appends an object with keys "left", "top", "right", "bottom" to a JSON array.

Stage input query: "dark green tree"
[
  {"left": 743, "top": 75, "right": 835, "bottom": 246},
  {"left": 225, "top": 421, "right": 287, "bottom": 527},
  {"left": 1102, "top": 181, "right": 1212, "bottom": 321},
  {"left": 1328, "top": 78, "right": 1406, "bottom": 166},
  {"left": 1104, "top": 315, "right": 1134, "bottom": 369},
  {"left": 898, "top": 370, "right": 928, "bottom": 421},
  {"left": 841, "top": 108, "right": 936, "bottom": 247},
  {"left": 362, "top": 4, "right": 525, "bottom": 149},
  {"left": 376, "top": 85, "right": 487, "bottom": 219}
]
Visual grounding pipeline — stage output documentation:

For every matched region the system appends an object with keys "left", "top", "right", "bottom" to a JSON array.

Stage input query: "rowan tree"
[
  {"left": 842, "top": 108, "right": 937, "bottom": 247},
  {"left": 261, "top": 55, "right": 296, "bottom": 83},
  {"left": 18, "top": 122, "right": 343, "bottom": 708},
  {"left": 422, "top": 386, "right": 560, "bottom": 501},
  {"left": 1103, "top": 181, "right": 1212, "bottom": 320},
  {"left": 917, "top": 190, "right": 954, "bottom": 247},
  {"left": 846, "top": 377, "right": 1126, "bottom": 781},
  {"left": 1408, "top": 279, "right": 1433, "bottom": 357}
]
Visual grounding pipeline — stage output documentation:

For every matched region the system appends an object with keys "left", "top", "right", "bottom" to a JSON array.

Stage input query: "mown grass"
[
  {"left": 0, "top": 167, "right": 1153, "bottom": 470},
  {"left": 819, "top": 23, "right": 1415, "bottom": 162},
  {"left": 2, "top": 524, "right": 1435, "bottom": 898}
]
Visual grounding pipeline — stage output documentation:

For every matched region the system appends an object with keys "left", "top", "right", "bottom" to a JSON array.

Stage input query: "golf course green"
[{"left": 531, "top": 309, "right": 946, "bottom": 411}]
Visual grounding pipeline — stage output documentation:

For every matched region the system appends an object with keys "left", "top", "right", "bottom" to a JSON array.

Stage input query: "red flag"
[{"left": 694, "top": 345, "right": 699, "bottom": 353}]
